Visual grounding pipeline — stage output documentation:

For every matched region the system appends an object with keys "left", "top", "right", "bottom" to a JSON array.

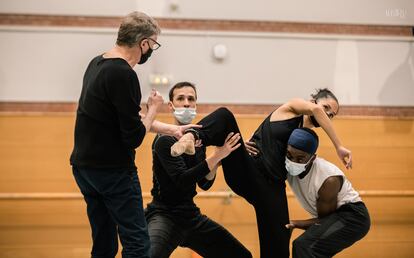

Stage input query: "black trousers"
[
  {"left": 195, "top": 107, "right": 291, "bottom": 258},
  {"left": 73, "top": 167, "right": 150, "bottom": 258},
  {"left": 292, "top": 202, "right": 370, "bottom": 258},
  {"left": 145, "top": 207, "right": 252, "bottom": 258}
]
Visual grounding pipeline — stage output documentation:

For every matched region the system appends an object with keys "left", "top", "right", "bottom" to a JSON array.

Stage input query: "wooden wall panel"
[
  {"left": 1, "top": 14, "right": 412, "bottom": 37},
  {"left": 0, "top": 113, "right": 413, "bottom": 258},
  {"left": 1, "top": 196, "right": 413, "bottom": 258},
  {"left": 1, "top": 114, "right": 413, "bottom": 192}
]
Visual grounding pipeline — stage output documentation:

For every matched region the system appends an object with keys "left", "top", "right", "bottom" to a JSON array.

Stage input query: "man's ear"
[
  {"left": 167, "top": 101, "right": 174, "bottom": 111},
  {"left": 139, "top": 39, "right": 148, "bottom": 50}
]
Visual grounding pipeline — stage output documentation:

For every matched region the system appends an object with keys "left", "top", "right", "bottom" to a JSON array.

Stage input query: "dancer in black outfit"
[
  {"left": 145, "top": 82, "right": 251, "bottom": 258},
  {"left": 171, "top": 89, "right": 352, "bottom": 258}
]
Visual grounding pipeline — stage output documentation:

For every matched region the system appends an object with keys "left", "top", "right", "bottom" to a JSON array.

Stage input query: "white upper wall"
[
  {"left": 0, "top": 27, "right": 413, "bottom": 106},
  {"left": 0, "top": 1, "right": 413, "bottom": 105},
  {"left": 1, "top": 0, "right": 413, "bottom": 25}
]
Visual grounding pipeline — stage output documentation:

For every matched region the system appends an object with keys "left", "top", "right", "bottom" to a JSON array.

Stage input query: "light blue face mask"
[{"left": 172, "top": 105, "right": 197, "bottom": 125}]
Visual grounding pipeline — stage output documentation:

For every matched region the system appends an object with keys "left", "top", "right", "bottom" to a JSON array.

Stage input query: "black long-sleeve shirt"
[
  {"left": 148, "top": 135, "right": 215, "bottom": 215},
  {"left": 70, "top": 55, "right": 146, "bottom": 169}
]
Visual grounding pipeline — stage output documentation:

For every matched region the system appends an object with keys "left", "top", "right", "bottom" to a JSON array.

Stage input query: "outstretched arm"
[
  {"left": 286, "top": 176, "right": 343, "bottom": 231},
  {"left": 155, "top": 133, "right": 241, "bottom": 189},
  {"left": 283, "top": 98, "right": 352, "bottom": 169},
  {"left": 286, "top": 218, "right": 320, "bottom": 230},
  {"left": 150, "top": 120, "right": 202, "bottom": 139}
]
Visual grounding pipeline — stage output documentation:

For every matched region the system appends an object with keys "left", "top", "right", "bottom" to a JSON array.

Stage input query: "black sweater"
[
  {"left": 70, "top": 55, "right": 146, "bottom": 169},
  {"left": 148, "top": 135, "right": 214, "bottom": 214}
]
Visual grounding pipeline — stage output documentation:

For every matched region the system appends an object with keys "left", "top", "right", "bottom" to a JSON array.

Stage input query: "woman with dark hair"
[{"left": 170, "top": 88, "right": 351, "bottom": 258}]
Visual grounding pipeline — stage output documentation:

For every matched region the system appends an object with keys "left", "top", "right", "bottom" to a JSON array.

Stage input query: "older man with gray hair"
[{"left": 70, "top": 12, "right": 197, "bottom": 258}]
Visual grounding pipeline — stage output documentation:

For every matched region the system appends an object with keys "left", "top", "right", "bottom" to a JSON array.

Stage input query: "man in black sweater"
[
  {"left": 145, "top": 82, "right": 252, "bottom": 258},
  {"left": 70, "top": 12, "right": 197, "bottom": 258}
]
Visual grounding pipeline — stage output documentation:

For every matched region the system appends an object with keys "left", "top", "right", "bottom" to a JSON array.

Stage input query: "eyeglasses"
[{"left": 146, "top": 38, "right": 161, "bottom": 50}]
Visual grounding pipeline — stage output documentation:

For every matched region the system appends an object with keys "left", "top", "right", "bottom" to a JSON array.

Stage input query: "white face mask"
[
  {"left": 285, "top": 157, "right": 312, "bottom": 176},
  {"left": 172, "top": 105, "right": 197, "bottom": 125}
]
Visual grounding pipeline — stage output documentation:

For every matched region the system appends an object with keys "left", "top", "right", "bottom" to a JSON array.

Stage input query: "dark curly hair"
[{"left": 311, "top": 88, "right": 339, "bottom": 105}]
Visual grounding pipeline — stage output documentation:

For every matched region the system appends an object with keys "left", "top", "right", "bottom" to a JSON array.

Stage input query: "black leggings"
[
  {"left": 195, "top": 107, "right": 290, "bottom": 258},
  {"left": 145, "top": 209, "right": 252, "bottom": 258}
]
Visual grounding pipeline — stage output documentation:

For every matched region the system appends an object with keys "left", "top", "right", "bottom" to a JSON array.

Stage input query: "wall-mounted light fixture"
[
  {"left": 149, "top": 73, "right": 172, "bottom": 86},
  {"left": 212, "top": 44, "right": 228, "bottom": 61},
  {"left": 169, "top": 0, "right": 180, "bottom": 12}
]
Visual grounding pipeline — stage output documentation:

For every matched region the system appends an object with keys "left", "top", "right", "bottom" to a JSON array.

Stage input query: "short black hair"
[
  {"left": 168, "top": 81, "right": 197, "bottom": 101},
  {"left": 311, "top": 88, "right": 339, "bottom": 105}
]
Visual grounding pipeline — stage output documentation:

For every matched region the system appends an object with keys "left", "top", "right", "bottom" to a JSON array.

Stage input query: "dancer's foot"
[{"left": 171, "top": 139, "right": 195, "bottom": 156}]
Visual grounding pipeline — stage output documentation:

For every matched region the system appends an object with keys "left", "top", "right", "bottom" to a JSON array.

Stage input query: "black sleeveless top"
[{"left": 251, "top": 114, "right": 303, "bottom": 181}]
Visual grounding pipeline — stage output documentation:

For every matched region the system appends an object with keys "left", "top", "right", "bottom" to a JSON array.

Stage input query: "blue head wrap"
[{"left": 288, "top": 128, "right": 319, "bottom": 154}]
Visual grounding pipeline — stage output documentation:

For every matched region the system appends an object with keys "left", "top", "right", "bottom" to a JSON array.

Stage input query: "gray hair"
[{"left": 116, "top": 11, "right": 161, "bottom": 47}]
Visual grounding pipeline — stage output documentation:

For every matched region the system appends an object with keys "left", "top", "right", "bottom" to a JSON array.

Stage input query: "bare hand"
[
  {"left": 215, "top": 132, "right": 241, "bottom": 160},
  {"left": 194, "top": 139, "right": 203, "bottom": 148},
  {"left": 245, "top": 140, "right": 259, "bottom": 156},
  {"left": 336, "top": 146, "right": 352, "bottom": 169},
  {"left": 285, "top": 220, "right": 305, "bottom": 230},
  {"left": 285, "top": 220, "right": 296, "bottom": 236},
  {"left": 173, "top": 124, "right": 203, "bottom": 140},
  {"left": 285, "top": 222, "right": 296, "bottom": 230},
  {"left": 147, "top": 89, "right": 164, "bottom": 110}
]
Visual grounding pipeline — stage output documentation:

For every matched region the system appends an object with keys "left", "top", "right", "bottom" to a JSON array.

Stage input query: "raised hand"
[
  {"left": 336, "top": 145, "right": 352, "bottom": 169},
  {"left": 214, "top": 132, "right": 242, "bottom": 160},
  {"left": 147, "top": 89, "right": 164, "bottom": 111}
]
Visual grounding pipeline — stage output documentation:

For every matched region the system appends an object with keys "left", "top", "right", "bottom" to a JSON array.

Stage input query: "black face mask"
[
  {"left": 310, "top": 99, "right": 320, "bottom": 128},
  {"left": 138, "top": 47, "right": 153, "bottom": 64},
  {"left": 309, "top": 115, "right": 320, "bottom": 128}
]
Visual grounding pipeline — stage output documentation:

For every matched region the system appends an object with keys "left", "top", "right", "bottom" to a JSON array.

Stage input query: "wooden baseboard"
[
  {"left": 0, "top": 101, "right": 413, "bottom": 117},
  {"left": 0, "top": 14, "right": 412, "bottom": 37}
]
